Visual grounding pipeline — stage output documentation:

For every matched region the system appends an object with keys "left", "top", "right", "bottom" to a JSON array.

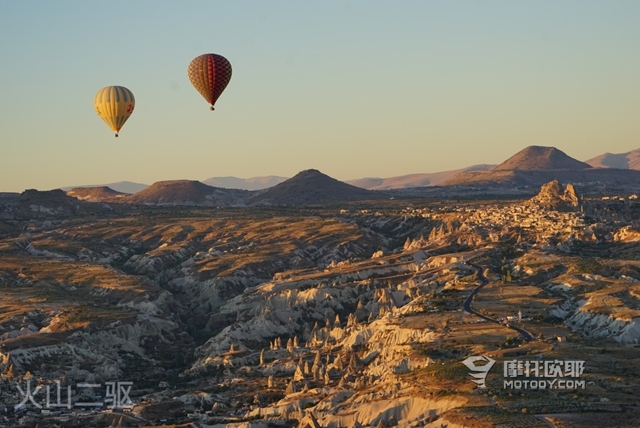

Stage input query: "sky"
[{"left": 1, "top": 1, "right": 639, "bottom": 192}]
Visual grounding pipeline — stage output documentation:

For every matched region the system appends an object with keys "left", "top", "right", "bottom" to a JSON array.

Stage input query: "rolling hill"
[{"left": 125, "top": 180, "right": 251, "bottom": 206}]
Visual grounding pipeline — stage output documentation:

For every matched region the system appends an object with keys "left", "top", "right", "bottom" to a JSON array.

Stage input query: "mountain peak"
[
  {"left": 290, "top": 169, "right": 325, "bottom": 179},
  {"left": 494, "top": 146, "right": 591, "bottom": 171}
]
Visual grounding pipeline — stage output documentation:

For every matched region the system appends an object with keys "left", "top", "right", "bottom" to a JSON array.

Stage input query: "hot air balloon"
[
  {"left": 187, "top": 53, "right": 232, "bottom": 110},
  {"left": 94, "top": 86, "right": 135, "bottom": 137}
]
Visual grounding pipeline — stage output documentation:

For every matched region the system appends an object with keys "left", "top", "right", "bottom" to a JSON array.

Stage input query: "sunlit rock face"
[{"left": 528, "top": 179, "right": 580, "bottom": 211}]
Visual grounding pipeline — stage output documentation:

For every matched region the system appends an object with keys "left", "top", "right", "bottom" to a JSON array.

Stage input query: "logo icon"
[{"left": 462, "top": 355, "right": 495, "bottom": 388}]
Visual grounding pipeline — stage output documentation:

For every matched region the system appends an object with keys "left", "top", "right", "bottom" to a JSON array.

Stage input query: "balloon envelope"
[
  {"left": 94, "top": 86, "right": 135, "bottom": 136},
  {"left": 187, "top": 53, "right": 232, "bottom": 110}
]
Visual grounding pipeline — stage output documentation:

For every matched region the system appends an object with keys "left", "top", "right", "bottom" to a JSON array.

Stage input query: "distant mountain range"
[
  {"left": 352, "top": 146, "right": 640, "bottom": 189},
  {"left": 28, "top": 145, "right": 640, "bottom": 207},
  {"left": 586, "top": 148, "right": 640, "bottom": 170},
  {"left": 63, "top": 143, "right": 640, "bottom": 207},
  {"left": 57, "top": 147, "right": 640, "bottom": 195},
  {"left": 346, "top": 164, "right": 496, "bottom": 190},
  {"left": 6, "top": 144, "right": 640, "bottom": 207},
  {"left": 443, "top": 146, "right": 640, "bottom": 187},
  {"left": 62, "top": 177, "right": 288, "bottom": 194},
  {"left": 63, "top": 170, "right": 385, "bottom": 207}
]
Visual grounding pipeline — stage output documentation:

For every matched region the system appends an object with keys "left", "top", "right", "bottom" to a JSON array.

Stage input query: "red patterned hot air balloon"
[{"left": 187, "top": 53, "right": 232, "bottom": 110}]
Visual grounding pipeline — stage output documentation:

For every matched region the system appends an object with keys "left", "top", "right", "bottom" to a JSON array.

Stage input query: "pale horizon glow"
[{"left": 1, "top": 1, "right": 639, "bottom": 192}]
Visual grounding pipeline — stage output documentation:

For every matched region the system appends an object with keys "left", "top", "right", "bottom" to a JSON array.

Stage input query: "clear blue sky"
[{"left": 1, "top": 1, "right": 639, "bottom": 192}]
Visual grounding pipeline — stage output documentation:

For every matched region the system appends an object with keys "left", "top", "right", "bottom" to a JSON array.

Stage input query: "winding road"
[{"left": 463, "top": 262, "right": 534, "bottom": 342}]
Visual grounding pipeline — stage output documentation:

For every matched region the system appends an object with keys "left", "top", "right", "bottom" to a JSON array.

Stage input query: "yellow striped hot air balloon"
[{"left": 94, "top": 86, "right": 135, "bottom": 137}]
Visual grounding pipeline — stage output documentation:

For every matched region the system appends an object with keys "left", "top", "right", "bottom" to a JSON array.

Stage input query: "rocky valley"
[{"left": 1, "top": 178, "right": 640, "bottom": 427}]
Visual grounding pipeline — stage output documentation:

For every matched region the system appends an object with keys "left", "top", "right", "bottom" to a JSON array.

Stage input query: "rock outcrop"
[{"left": 528, "top": 179, "right": 580, "bottom": 211}]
